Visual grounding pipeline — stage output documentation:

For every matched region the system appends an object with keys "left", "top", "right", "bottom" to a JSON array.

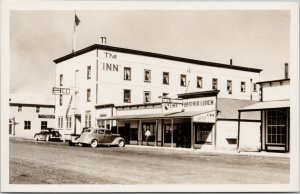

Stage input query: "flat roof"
[
  {"left": 53, "top": 44, "right": 262, "bottom": 73},
  {"left": 239, "top": 100, "right": 290, "bottom": 111},
  {"left": 256, "top": 78, "right": 290, "bottom": 85}
]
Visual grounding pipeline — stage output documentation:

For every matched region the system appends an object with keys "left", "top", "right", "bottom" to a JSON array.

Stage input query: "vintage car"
[
  {"left": 69, "top": 127, "right": 126, "bottom": 148},
  {"left": 34, "top": 128, "right": 62, "bottom": 141}
]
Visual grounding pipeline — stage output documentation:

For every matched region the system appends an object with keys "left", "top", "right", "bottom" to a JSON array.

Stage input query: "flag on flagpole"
[{"left": 75, "top": 14, "right": 80, "bottom": 26}]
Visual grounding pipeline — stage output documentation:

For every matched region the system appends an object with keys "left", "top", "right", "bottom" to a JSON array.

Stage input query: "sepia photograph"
[{"left": 1, "top": 0, "right": 299, "bottom": 192}]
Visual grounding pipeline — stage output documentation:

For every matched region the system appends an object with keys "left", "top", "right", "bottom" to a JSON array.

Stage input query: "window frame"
[
  {"left": 87, "top": 88, "right": 91, "bottom": 102},
  {"left": 227, "top": 80, "right": 232, "bottom": 94},
  {"left": 24, "top": 120, "right": 31, "bottom": 130},
  {"left": 58, "top": 116, "right": 63, "bottom": 129},
  {"left": 123, "top": 89, "right": 131, "bottom": 103},
  {"left": 163, "top": 72, "right": 169, "bottom": 85},
  {"left": 144, "top": 91, "right": 151, "bottom": 103},
  {"left": 41, "top": 121, "right": 47, "bottom": 130},
  {"left": 241, "top": 81, "right": 246, "bottom": 92},
  {"left": 266, "top": 109, "right": 288, "bottom": 145},
  {"left": 180, "top": 74, "right": 187, "bottom": 87},
  {"left": 197, "top": 76, "right": 203, "bottom": 89},
  {"left": 66, "top": 116, "right": 72, "bottom": 129},
  {"left": 85, "top": 114, "right": 91, "bottom": 127},
  {"left": 212, "top": 78, "right": 218, "bottom": 90},
  {"left": 144, "top": 69, "right": 151, "bottom": 83},
  {"left": 124, "top": 67, "right": 131, "bottom": 81},
  {"left": 87, "top": 66, "right": 91, "bottom": 80}
]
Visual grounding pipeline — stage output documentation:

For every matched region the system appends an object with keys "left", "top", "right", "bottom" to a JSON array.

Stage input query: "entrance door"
[
  {"left": 75, "top": 115, "right": 81, "bottom": 134},
  {"left": 118, "top": 123, "right": 130, "bottom": 144}
]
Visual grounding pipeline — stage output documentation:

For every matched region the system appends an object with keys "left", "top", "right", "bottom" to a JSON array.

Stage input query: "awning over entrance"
[
  {"left": 239, "top": 100, "right": 290, "bottom": 111},
  {"left": 98, "top": 110, "right": 215, "bottom": 120}
]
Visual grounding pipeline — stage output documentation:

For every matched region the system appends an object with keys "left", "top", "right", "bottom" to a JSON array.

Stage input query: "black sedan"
[{"left": 34, "top": 128, "right": 62, "bottom": 141}]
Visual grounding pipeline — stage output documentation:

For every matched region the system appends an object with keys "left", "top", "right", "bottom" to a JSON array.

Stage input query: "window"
[
  {"left": 41, "top": 121, "right": 47, "bottom": 129},
  {"left": 266, "top": 109, "right": 288, "bottom": 145},
  {"left": 59, "top": 95, "right": 63, "bottom": 106},
  {"left": 124, "top": 67, "right": 131, "bottom": 80},
  {"left": 227, "top": 80, "right": 232, "bottom": 94},
  {"left": 87, "top": 88, "right": 91, "bottom": 102},
  {"left": 18, "top": 105, "right": 22, "bottom": 112},
  {"left": 98, "top": 120, "right": 105, "bottom": 128},
  {"left": 85, "top": 114, "right": 91, "bottom": 127},
  {"left": 24, "top": 121, "right": 31, "bottom": 130},
  {"left": 87, "top": 66, "right": 91, "bottom": 79},
  {"left": 66, "top": 116, "right": 72, "bottom": 129},
  {"left": 59, "top": 74, "right": 63, "bottom": 86},
  {"left": 36, "top": 106, "right": 40, "bottom": 113},
  {"left": 124, "top": 89, "right": 131, "bottom": 103},
  {"left": 212, "top": 78, "right": 218, "bottom": 90},
  {"left": 241, "top": 81, "right": 246, "bottom": 92},
  {"left": 197, "top": 77, "right": 203, "bottom": 88},
  {"left": 58, "top": 117, "right": 63, "bottom": 129},
  {"left": 253, "top": 83, "right": 257, "bottom": 92},
  {"left": 144, "top": 69, "right": 151, "bottom": 82},
  {"left": 162, "top": 93, "right": 169, "bottom": 97},
  {"left": 144, "top": 91, "right": 151, "bottom": 103},
  {"left": 180, "top": 74, "right": 187, "bottom": 87},
  {"left": 195, "top": 123, "right": 213, "bottom": 144},
  {"left": 163, "top": 72, "right": 169, "bottom": 85}
]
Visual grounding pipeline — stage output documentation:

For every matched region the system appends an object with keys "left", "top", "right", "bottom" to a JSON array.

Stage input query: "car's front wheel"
[
  {"left": 118, "top": 139, "right": 125, "bottom": 147},
  {"left": 34, "top": 135, "right": 38, "bottom": 141},
  {"left": 90, "top": 139, "right": 98, "bottom": 148}
]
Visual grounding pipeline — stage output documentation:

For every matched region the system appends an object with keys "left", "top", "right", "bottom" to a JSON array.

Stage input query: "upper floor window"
[
  {"left": 144, "top": 69, "right": 151, "bottom": 82},
  {"left": 18, "top": 105, "right": 22, "bottom": 112},
  {"left": 59, "top": 95, "right": 63, "bottom": 106},
  {"left": 24, "top": 121, "right": 31, "bottom": 130},
  {"left": 87, "top": 88, "right": 91, "bottom": 102},
  {"left": 124, "top": 67, "right": 131, "bottom": 80},
  {"left": 197, "top": 77, "right": 203, "bottom": 88},
  {"left": 85, "top": 114, "right": 91, "bottom": 127},
  {"left": 144, "top": 91, "right": 151, "bottom": 103},
  {"left": 253, "top": 83, "right": 257, "bottom": 92},
  {"left": 241, "top": 81, "right": 246, "bottom": 92},
  {"left": 180, "top": 74, "right": 187, "bottom": 87},
  {"left": 59, "top": 74, "right": 63, "bottom": 86},
  {"left": 163, "top": 72, "right": 169, "bottom": 85},
  {"left": 227, "top": 80, "right": 232, "bottom": 94},
  {"left": 124, "top": 89, "right": 131, "bottom": 103},
  {"left": 87, "top": 66, "right": 91, "bottom": 79},
  {"left": 36, "top": 106, "right": 40, "bottom": 113},
  {"left": 212, "top": 78, "right": 218, "bottom": 90}
]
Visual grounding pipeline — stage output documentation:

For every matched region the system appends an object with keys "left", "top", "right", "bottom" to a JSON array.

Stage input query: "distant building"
[
  {"left": 9, "top": 93, "right": 55, "bottom": 139},
  {"left": 53, "top": 44, "right": 262, "bottom": 150}
]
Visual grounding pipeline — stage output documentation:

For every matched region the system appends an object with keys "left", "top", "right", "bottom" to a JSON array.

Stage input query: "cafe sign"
[{"left": 193, "top": 111, "right": 216, "bottom": 123}]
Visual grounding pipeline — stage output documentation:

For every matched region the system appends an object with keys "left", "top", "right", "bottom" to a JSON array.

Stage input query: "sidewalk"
[{"left": 126, "top": 144, "right": 290, "bottom": 158}]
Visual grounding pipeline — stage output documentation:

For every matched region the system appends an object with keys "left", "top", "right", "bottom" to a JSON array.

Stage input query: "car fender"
[{"left": 111, "top": 137, "right": 125, "bottom": 145}]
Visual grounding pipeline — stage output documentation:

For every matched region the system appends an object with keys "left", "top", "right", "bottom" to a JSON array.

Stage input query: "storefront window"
[
  {"left": 266, "top": 109, "right": 287, "bottom": 145},
  {"left": 142, "top": 123, "right": 156, "bottom": 142},
  {"left": 195, "top": 123, "right": 213, "bottom": 144}
]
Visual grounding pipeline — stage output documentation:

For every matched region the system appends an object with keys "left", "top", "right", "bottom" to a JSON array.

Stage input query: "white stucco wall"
[{"left": 262, "top": 82, "right": 290, "bottom": 101}]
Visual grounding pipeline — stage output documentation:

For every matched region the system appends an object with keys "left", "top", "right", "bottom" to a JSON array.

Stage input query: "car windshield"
[{"left": 82, "top": 128, "right": 91, "bottom": 133}]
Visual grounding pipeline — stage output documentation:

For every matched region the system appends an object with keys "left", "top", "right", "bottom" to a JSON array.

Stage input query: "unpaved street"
[{"left": 9, "top": 138, "right": 289, "bottom": 184}]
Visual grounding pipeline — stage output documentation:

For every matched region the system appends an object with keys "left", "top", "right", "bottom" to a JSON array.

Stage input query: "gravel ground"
[{"left": 9, "top": 138, "right": 290, "bottom": 184}]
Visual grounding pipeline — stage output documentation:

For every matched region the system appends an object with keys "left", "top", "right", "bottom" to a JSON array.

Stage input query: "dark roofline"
[
  {"left": 256, "top": 78, "right": 290, "bottom": 85},
  {"left": 95, "top": 104, "right": 115, "bottom": 109},
  {"left": 10, "top": 103, "right": 55, "bottom": 107},
  {"left": 53, "top": 44, "right": 262, "bottom": 73},
  {"left": 177, "top": 90, "right": 220, "bottom": 99}
]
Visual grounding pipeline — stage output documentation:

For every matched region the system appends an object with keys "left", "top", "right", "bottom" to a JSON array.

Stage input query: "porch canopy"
[{"left": 239, "top": 100, "right": 290, "bottom": 112}]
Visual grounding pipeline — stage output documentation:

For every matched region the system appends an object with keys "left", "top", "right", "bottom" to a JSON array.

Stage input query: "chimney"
[
  {"left": 230, "top": 59, "right": 233, "bottom": 65},
  {"left": 100, "top": 37, "right": 107, "bottom": 45},
  {"left": 284, "top": 63, "right": 289, "bottom": 79}
]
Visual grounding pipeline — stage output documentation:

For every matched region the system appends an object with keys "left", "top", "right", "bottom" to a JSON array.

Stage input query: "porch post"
[
  {"left": 171, "top": 118, "right": 174, "bottom": 148},
  {"left": 191, "top": 118, "right": 194, "bottom": 149},
  {"left": 155, "top": 119, "right": 158, "bottom": 147},
  {"left": 237, "top": 111, "right": 241, "bottom": 150},
  {"left": 138, "top": 119, "right": 142, "bottom": 145}
]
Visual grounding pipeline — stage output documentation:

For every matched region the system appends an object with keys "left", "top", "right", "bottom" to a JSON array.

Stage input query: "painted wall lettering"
[
  {"left": 102, "top": 63, "right": 119, "bottom": 72},
  {"left": 105, "top": 52, "right": 117, "bottom": 59}
]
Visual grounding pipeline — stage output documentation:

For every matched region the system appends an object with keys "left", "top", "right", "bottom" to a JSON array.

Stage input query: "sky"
[{"left": 10, "top": 10, "right": 290, "bottom": 96}]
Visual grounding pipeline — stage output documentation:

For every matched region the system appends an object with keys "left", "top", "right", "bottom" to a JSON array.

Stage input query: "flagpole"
[{"left": 72, "top": 11, "right": 76, "bottom": 53}]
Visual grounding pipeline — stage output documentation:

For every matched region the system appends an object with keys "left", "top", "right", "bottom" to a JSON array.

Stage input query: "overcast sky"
[{"left": 10, "top": 10, "right": 290, "bottom": 96}]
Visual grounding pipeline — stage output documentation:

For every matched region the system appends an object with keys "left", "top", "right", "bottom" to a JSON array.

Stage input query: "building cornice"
[
  {"left": 53, "top": 44, "right": 262, "bottom": 73},
  {"left": 9, "top": 103, "right": 55, "bottom": 107}
]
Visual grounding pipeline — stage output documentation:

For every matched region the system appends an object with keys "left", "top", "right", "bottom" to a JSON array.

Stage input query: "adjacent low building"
[
  {"left": 9, "top": 93, "right": 55, "bottom": 139},
  {"left": 53, "top": 44, "right": 263, "bottom": 151}
]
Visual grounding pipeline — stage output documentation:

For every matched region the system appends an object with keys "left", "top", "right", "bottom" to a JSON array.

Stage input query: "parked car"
[
  {"left": 34, "top": 128, "right": 62, "bottom": 141},
  {"left": 69, "top": 127, "right": 126, "bottom": 148}
]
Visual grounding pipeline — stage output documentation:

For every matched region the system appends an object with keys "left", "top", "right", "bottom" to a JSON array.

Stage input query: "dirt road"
[{"left": 9, "top": 138, "right": 289, "bottom": 184}]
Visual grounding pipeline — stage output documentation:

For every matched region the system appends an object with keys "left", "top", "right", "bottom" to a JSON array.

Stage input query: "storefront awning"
[{"left": 239, "top": 100, "right": 290, "bottom": 112}]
